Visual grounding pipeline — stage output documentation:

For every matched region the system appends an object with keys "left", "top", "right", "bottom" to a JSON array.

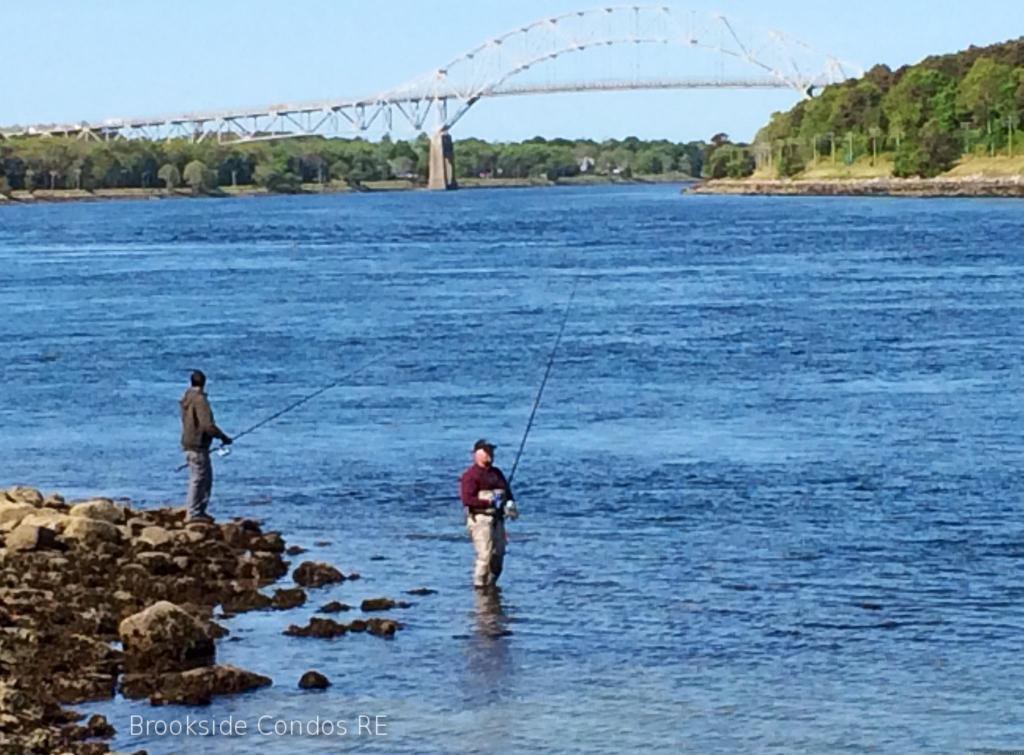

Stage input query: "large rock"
[
  {"left": 122, "top": 664, "right": 271, "bottom": 705},
  {"left": 118, "top": 601, "right": 216, "bottom": 674},
  {"left": 6, "top": 524, "right": 63, "bottom": 553},
  {"left": 292, "top": 561, "right": 344, "bottom": 588},
  {"left": 137, "top": 525, "right": 174, "bottom": 549},
  {"left": 0, "top": 503, "right": 38, "bottom": 532},
  {"left": 69, "top": 498, "right": 126, "bottom": 524},
  {"left": 318, "top": 601, "right": 351, "bottom": 613},
  {"left": 62, "top": 516, "right": 124, "bottom": 545},
  {"left": 251, "top": 532, "right": 285, "bottom": 553},
  {"left": 5, "top": 486, "right": 43, "bottom": 507},
  {"left": 18, "top": 510, "right": 72, "bottom": 533},
  {"left": 298, "top": 671, "right": 330, "bottom": 689},
  {"left": 271, "top": 588, "right": 306, "bottom": 610},
  {"left": 360, "top": 597, "right": 411, "bottom": 612},
  {"left": 283, "top": 618, "right": 349, "bottom": 638}
]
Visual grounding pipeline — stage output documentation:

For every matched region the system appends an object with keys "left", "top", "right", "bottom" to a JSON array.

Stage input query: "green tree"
[
  {"left": 183, "top": 160, "right": 211, "bottom": 194},
  {"left": 253, "top": 161, "right": 301, "bottom": 192},
  {"left": 957, "top": 56, "right": 1017, "bottom": 154},
  {"left": 158, "top": 163, "right": 181, "bottom": 191},
  {"left": 893, "top": 119, "right": 960, "bottom": 177}
]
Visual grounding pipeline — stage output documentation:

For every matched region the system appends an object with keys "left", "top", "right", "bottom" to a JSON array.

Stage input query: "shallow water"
[{"left": 2, "top": 186, "right": 1024, "bottom": 753}]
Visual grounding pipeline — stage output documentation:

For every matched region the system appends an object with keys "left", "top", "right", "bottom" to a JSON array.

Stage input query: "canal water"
[{"left": 2, "top": 186, "right": 1023, "bottom": 753}]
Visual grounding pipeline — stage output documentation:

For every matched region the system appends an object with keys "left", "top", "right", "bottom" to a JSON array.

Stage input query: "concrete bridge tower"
[{"left": 428, "top": 130, "right": 457, "bottom": 190}]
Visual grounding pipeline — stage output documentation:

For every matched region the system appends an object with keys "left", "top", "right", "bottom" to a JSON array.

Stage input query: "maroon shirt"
[{"left": 460, "top": 463, "right": 514, "bottom": 512}]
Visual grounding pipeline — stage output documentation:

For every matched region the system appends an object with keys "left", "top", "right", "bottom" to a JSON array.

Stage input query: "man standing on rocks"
[
  {"left": 180, "top": 370, "right": 232, "bottom": 522},
  {"left": 459, "top": 439, "right": 515, "bottom": 589}
]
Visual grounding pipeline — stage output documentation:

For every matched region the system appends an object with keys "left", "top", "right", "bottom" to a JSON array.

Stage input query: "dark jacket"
[
  {"left": 459, "top": 463, "right": 513, "bottom": 512},
  {"left": 180, "top": 387, "right": 229, "bottom": 452}
]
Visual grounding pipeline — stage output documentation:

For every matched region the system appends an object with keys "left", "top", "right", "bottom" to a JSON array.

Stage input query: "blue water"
[{"left": 2, "top": 186, "right": 1024, "bottom": 754}]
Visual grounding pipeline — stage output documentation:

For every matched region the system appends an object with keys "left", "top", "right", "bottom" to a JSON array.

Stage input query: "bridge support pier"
[{"left": 427, "top": 130, "right": 457, "bottom": 190}]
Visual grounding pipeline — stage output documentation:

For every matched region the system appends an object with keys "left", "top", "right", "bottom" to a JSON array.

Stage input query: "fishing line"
[
  {"left": 175, "top": 353, "right": 386, "bottom": 471},
  {"left": 507, "top": 272, "right": 582, "bottom": 486}
]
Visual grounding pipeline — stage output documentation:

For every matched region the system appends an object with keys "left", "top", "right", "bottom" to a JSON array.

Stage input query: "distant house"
[{"left": 578, "top": 156, "right": 596, "bottom": 173}]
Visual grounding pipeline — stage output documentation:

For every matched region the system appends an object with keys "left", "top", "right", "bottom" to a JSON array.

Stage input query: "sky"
[{"left": 3, "top": 1, "right": 1024, "bottom": 143}]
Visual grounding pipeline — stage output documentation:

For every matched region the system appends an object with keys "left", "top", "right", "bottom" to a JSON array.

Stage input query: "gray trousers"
[
  {"left": 466, "top": 512, "right": 506, "bottom": 587},
  {"left": 184, "top": 449, "right": 213, "bottom": 519}
]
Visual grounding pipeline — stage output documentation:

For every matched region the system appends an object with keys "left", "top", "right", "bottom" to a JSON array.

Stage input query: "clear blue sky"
[{"left": 3, "top": 1, "right": 1023, "bottom": 143}]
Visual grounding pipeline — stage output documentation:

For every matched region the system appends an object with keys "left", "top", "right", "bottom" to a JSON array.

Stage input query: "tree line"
[
  {"left": 753, "top": 37, "right": 1024, "bottom": 178},
  {"left": 0, "top": 133, "right": 719, "bottom": 194}
]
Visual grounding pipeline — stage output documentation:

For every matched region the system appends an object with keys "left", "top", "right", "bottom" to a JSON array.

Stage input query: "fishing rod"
[
  {"left": 507, "top": 273, "right": 582, "bottom": 487},
  {"left": 175, "top": 353, "right": 385, "bottom": 471}
]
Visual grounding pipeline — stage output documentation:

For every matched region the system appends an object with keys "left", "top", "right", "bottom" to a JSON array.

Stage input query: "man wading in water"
[
  {"left": 180, "top": 370, "right": 232, "bottom": 523},
  {"left": 459, "top": 439, "right": 517, "bottom": 589}
]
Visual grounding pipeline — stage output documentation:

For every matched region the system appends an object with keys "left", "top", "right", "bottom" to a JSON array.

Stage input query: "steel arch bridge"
[{"left": 0, "top": 5, "right": 859, "bottom": 188}]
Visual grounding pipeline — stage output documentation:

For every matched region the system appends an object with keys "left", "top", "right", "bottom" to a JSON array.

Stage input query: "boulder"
[
  {"left": 0, "top": 503, "right": 39, "bottom": 532},
  {"left": 69, "top": 498, "right": 126, "bottom": 524},
  {"left": 219, "top": 520, "right": 262, "bottom": 549},
  {"left": 292, "top": 561, "right": 344, "bottom": 588},
  {"left": 136, "top": 551, "right": 179, "bottom": 576},
  {"left": 237, "top": 551, "right": 289, "bottom": 581},
  {"left": 271, "top": 588, "right": 306, "bottom": 610},
  {"left": 298, "top": 671, "right": 330, "bottom": 689},
  {"left": 118, "top": 601, "right": 215, "bottom": 674},
  {"left": 6, "top": 524, "right": 63, "bottom": 553},
  {"left": 283, "top": 618, "right": 348, "bottom": 638},
  {"left": 62, "top": 517, "right": 124, "bottom": 545},
  {"left": 125, "top": 517, "right": 156, "bottom": 537},
  {"left": 360, "top": 597, "right": 411, "bottom": 612},
  {"left": 5, "top": 486, "right": 44, "bottom": 507},
  {"left": 18, "top": 511, "right": 72, "bottom": 533},
  {"left": 122, "top": 664, "right": 271, "bottom": 705},
  {"left": 251, "top": 532, "right": 285, "bottom": 553},
  {"left": 220, "top": 588, "right": 272, "bottom": 614},
  {"left": 42, "top": 492, "right": 66, "bottom": 508},
  {"left": 406, "top": 587, "right": 437, "bottom": 596},
  {"left": 318, "top": 601, "right": 351, "bottom": 614},
  {"left": 285, "top": 545, "right": 307, "bottom": 556},
  {"left": 85, "top": 713, "right": 115, "bottom": 738},
  {"left": 366, "top": 618, "right": 400, "bottom": 637},
  {"left": 137, "top": 526, "right": 174, "bottom": 549}
]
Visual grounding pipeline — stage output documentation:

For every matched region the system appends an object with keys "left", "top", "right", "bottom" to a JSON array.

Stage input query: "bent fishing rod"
[
  {"left": 507, "top": 273, "right": 582, "bottom": 487},
  {"left": 175, "top": 353, "right": 385, "bottom": 471}
]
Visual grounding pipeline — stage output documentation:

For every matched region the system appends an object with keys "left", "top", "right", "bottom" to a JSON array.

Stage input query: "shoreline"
[
  {"left": 0, "top": 174, "right": 695, "bottom": 206},
  {"left": 0, "top": 484, "right": 405, "bottom": 753},
  {"left": 687, "top": 175, "right": 1024, "bottom": 198}
]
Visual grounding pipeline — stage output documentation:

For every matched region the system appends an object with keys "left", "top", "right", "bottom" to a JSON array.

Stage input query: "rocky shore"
[
  {"left": 686, "top": 175, "right": 1024, "bottom": 198},
  {"left": 0, "top": 485, "right": 405, "bottom": 754}
]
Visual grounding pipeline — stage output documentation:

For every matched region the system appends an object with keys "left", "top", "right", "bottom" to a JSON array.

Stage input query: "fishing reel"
[
  {"left": 491, "top": 491, "right": 519, "bottom": 520},
  {"left": 214, "top": 444, "right": 232, "bottom": 459}
]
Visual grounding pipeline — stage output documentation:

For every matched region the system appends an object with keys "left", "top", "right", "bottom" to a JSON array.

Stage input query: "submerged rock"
[
  {"left": 292, "top": 561, "right": 344, "bottom": 588},
  {"left": 360, "top": 597, "right": 411, "bottom": 612},
  {"left": 406, "top": 587, "right": 437, "bottom": 596},
  {"left": 298, "top": 670, "right": 330, "bottom": 689},
  {"left": 123, "top": 664, "right": 272, "bottom": 706},
  {"left": 284, "top": 617, "right": 349, "bottom": 638},
  {"left": 271, "top": 587, "right": 307, "bottom": 610},
  {"left": 366, "top": 618, "right": 400, "bottom": 637},
  {"left": 318, "top": 601, "right": 351, "bottom": 613}
]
